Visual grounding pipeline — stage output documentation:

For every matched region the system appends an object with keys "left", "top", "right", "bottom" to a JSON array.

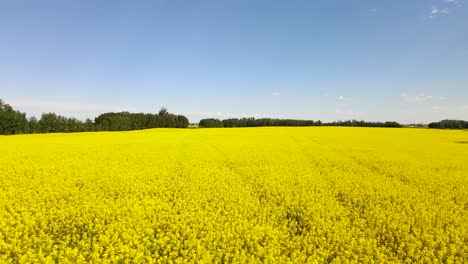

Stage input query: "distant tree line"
[
  {"left": 199, "top": 117, "right": 402, "bottom": 128},
  {"left": 322, "top": 120, "right": 401, "bottom": 128},
  {"left": 199, "top": 118, "right": 224, "bottom": 128},
  {"left": 222, "top": 118, "right": 321, "bottom": 127},
  {"left": 0, "top": 99, "right": 189, "bottom": 135},
  {"left": 95, "top": 108, "right": 189, "bottom": 131},
  {"left": 428, "top": 120, "right": 468, "bottom": 129}
]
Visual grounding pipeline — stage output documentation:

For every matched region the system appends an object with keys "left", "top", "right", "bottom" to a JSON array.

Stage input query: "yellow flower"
[{"left": 0, "top": 127, "right": 466, "bottom": 262}]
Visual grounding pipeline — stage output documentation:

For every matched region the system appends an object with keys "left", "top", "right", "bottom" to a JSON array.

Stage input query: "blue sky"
[{"left": 1, "top": 0, "right": 467, "bottom": 123}]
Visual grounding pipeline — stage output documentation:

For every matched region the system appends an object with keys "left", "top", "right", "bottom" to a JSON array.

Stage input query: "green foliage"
[
  {"left": 0, "top": 99, "right": 29, "bottom": 134},
  {"left": 199, "top": 118, "right": 224, "bottom": 128},
  {"left": 223, "top": 118, "right": 320, "bottom": 127},
  {"left": 28, "top": 116, "right": 40, "bottom": 133},
  {"left": 0, "top": 99, "right": 190, "bottom": 135},
  {"left": 428, "top": 120, "right": 468, "bottom": 129},
  {"left": 37, "top": 113, "right": 89, "bottom": 133},
  {"left": 94, "top": 108, "right": 189, "bottom": 131},
  {"left": 323, "top": 120, "right": 401, "bottom": 128},
  {"left": 201, "top": 117, "right": 401, "bottom": 128},
  {"left": 176, "top": 115, "right": 189, "bottom": 128}
]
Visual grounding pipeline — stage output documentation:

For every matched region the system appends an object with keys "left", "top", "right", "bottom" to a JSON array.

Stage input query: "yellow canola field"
[{"left": 0, "top": 127, "right": 467, "bottom": 263}]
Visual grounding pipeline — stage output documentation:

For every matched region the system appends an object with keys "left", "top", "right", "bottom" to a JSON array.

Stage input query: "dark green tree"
[
  {"left": 199, "top": 118, "right": 223, "bottom": 128},
  {"left": 0, "top": 99, "right": 29, "bottom": 134},
  {"left": 429, "top": 120, "right": 468, "bottom": 129}
]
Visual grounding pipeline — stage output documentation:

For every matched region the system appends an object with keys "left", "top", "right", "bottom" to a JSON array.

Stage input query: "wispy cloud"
[
  {"left": 7, "top": 98, "right": 126, "bottom": 119},
  {"left": 433, "top": 6, "right": 449, "bottom": 14},
  {"left": 338, "top": 95, "right": 351, "bottom": 101},
  {"left": 400, "top": 93, "right": 433, "bottom": 103},
  {"left": 8, "top": 98, "right": 123, "bottom": 112},
  {"left": 429, "top": 6, "right": 450, "bottom": 18},
  {"left": 272, "top": 92, "right": 282, "bottom": 97},
  {"left": 335, "top": 109, "right": 360, "bottom": 119},
  {"left": 182, "top": 111, "right": 284, "bottom": 122},
  {"left": 428, "top": 0, "right": 461, "bottom": 19}
]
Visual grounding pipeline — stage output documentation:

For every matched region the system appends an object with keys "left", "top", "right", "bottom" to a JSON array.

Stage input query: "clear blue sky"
[{"left": 1, "top": 0, "right": 467, "bottom": 123}]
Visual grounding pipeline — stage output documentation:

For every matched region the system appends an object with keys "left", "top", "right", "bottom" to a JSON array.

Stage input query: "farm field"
[{"left": 0, "top": 127, "right": 467, "bottom": 263}]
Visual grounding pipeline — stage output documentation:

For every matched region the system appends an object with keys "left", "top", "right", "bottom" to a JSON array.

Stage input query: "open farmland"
[{"left": 0, "top": 127, "right": 467, "bottom": 263}]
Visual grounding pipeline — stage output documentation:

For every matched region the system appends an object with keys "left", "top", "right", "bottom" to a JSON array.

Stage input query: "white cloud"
[
  {"left": 400, "top": 93, "right": 433, "bottom": 103},
  {"left": 335, "top": 109, "right": 360, "bottom": 119},
  {"left": 7, "top": 98, "right": 126, "bottom": 119},
  {"left": 272, "top": 92, "right": 282, "bottom": 97},
  {"left": 429, "top": 6, "right": 449, "bottom": 18},
  {"left": 428, "top": 1, "right": 460, "bottom": 19},
  {"left": 338, "top": 95, "right": 351, "bottom": 101},
  {"left": 432, "top": 105, "right": 442, "bottom": 110},
  {"left": 182, "top": 111, "right": 285, "bottom": 122},
  {"left": 8, "top": 99, "right": 118, "bottom": 112}
]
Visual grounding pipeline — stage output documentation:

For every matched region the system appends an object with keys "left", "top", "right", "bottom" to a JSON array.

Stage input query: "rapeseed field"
[{"left": 0, "top": 127, "right": 467, "bottom": 263}]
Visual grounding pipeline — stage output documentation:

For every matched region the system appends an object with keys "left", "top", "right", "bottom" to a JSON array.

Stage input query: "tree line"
[
  {"left": 199, "top": 118, "right": 402, "bottom": 128},
  {"left": 428, "top": 120, "right": 468, "bottom": 129},
  {"left": 0, "top": 99, "right": 189, "bottom": 135},
  {"left": 4, "top": 98, "right": 466, "bottom": 134}
]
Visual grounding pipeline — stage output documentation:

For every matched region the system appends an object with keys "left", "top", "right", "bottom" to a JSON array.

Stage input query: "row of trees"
[
  {"left": 95, "top": 109, "right": 189, "bottom": 131},
  {"left": 428, "top": 120, "right": 468, "bottom": 129},
  {"left": 322, "top": 120, "right": 401, "bottom": 128},
  {"left": 199, "top": 118, "right": 224, "bottom": 128},
  {"left": 222, "top": 118, "right": 321, "bottom": 127},
  {"left": 5, "top": 98, "right": 467, "bottom": 134},
  {"left": 199, "top": 118, "right": 402, "bottom": 128},
  {"left": 0, "top": 99, "right": 189, "bottom": 135}
]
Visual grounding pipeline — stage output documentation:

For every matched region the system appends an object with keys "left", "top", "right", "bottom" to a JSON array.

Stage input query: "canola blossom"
[{"left": 0, "top": 127, "right": 467, "bottom": 263}]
